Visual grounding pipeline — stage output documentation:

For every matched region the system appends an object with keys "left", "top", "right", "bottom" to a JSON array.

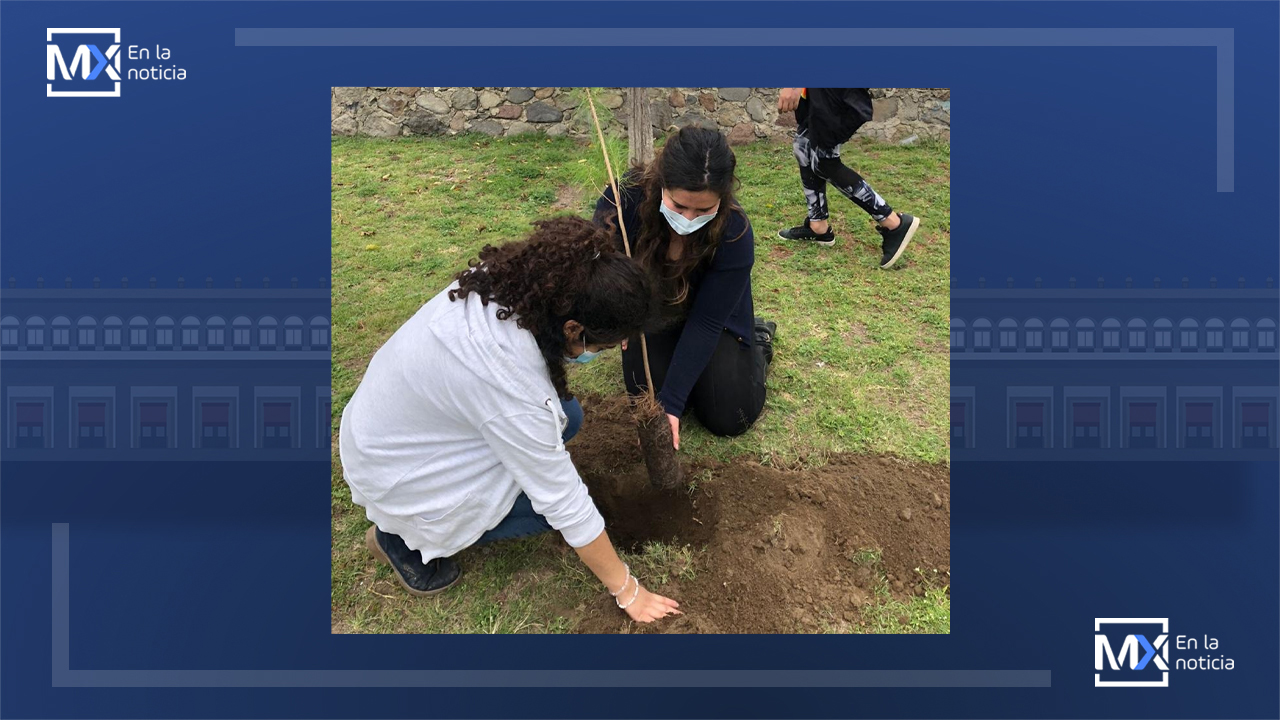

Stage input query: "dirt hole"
[
  {"left": 583, "top": 464, "right": 718, "bottom": 550},
  {"left": 567, "top": 395, "right": 950, "bottom": 634}
]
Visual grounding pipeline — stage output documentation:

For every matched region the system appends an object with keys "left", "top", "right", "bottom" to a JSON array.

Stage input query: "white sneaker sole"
[{"left": 880, "top": 215, "right": 920, "bottom": 269}]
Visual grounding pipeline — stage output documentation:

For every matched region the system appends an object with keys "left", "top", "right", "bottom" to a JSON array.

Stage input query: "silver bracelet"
[
  {"left": 617, "top": 579, "right": 641, "bottom": 610},
  {"left": 608, "top": 563, "right": 631, "bottom": 597}
]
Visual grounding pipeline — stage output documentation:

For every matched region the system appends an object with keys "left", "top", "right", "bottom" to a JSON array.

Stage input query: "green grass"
[
  {"left": 816, "top": 548, "right": 949, "bottom": 634},
  {"left": 627, "top": 541, "right": 699, "bottom": 586},
  {"left": 855, "top": 566, "right": 951, "bottom": 634},
  {"left": 331, "top": 132, "right": 950, "bottom": 633},
  {"left": 848, "top": 547, "right": 884, "bottom": 568}
]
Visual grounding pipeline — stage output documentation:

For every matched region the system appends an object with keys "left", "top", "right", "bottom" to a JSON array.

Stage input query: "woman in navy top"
[{"left": 593, "top": 127, "right": 775, "bottom": 448}]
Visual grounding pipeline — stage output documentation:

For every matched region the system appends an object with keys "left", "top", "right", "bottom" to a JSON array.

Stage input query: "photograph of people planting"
[{"left": 331, "top": 87, "right": 951, "bottom": 634}]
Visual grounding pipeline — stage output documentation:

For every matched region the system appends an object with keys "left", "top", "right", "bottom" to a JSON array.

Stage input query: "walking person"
[{"left": 776, "top": 88, "right": 920, "bottom": 268}]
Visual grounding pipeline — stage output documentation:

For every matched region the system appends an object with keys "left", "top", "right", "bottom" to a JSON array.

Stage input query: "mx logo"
[
  {"left": 1094, "top": 617, "right": 1169, "bottom": 687},
  {"left": 47, "top": 28, "right": 121, "bottom": 97}
]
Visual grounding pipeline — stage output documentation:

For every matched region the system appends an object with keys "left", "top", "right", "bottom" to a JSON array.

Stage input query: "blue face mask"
[
  {"left": 660, "top": 195, "right": 718, "bottom": 236},
  {"left": 566, "top": 331, "right": 600, "bottom": 364}
]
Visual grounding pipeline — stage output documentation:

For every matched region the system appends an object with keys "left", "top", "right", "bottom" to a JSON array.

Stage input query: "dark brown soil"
[{"left": 567, "top": 395, "right": 950, "bottom": 634}]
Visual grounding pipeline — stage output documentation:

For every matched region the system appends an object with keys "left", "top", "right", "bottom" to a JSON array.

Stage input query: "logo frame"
[
  {"left": 47, "top": 28, "right": 121, "bottom": 98},
  {"left": 1094, "top": 617, "right": 1170, "bottom": 687}
]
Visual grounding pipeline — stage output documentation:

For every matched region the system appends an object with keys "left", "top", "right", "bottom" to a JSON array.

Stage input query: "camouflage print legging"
[{"left": 792, "top": 128, "right": 893, "bottom": 222}]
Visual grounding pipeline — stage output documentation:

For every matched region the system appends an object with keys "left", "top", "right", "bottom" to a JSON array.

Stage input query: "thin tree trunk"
[{"left": 626, "top": 88, "right": 654, "bottom": 167}]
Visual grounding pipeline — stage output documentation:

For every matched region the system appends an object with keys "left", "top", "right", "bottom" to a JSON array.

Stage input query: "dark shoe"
[
  {"left": 365, "top": 525, "right": 461, "bottom": 596},
  {"left": 754, "top": 317, "right": 777, "bottom": 365},
  {"left": 778, "top": 219, "right": 835, "bottom": 247},
  {"left": 876, "top": 212, "right": 920, "bottom": 269}
]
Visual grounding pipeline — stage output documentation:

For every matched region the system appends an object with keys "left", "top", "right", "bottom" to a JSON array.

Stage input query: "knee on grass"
[{"left": 693, "top": 408, "right": 754, "bottom": 439}]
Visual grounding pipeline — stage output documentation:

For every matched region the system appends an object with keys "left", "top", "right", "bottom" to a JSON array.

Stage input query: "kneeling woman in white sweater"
[{"left": 339, "top": 216, "right": 680, "bottom": 623}]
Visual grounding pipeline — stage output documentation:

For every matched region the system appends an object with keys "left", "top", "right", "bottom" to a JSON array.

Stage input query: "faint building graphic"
[
  {"left": 1, "top": 277, "right": 331, "bottom": 461},
  {"left": 952, "top": 277, "right": 1279, "bottom": 460}
]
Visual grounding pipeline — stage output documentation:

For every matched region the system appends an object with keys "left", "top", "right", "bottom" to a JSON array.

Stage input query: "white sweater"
[{"left": 338, "top": 284, "right": 605, "bottom": 563}]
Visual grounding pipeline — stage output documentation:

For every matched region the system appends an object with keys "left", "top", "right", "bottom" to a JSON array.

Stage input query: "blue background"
[{"left": 3, "top": 1, "right": 1278, "bottom": 718}]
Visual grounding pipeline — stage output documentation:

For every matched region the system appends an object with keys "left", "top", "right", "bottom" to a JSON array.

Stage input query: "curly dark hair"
[{"left": 449, "top": 215, "right": 655, "bottom": 400}]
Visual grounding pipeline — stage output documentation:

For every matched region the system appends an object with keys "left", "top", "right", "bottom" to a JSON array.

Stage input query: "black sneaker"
[
  {"left": 365, "top": 525, "right": 461, "bottom": 596},
  {"left": 876, "top": 213, "right": 920, "bottom": 269},
  {"left": 754, "top": 317, "right": 777, "bottom": 365},
  {"left": 778, "top": 219, "right": 835, "bottom": 247}
]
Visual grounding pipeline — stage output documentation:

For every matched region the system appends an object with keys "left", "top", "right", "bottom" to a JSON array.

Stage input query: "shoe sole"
[
  {"left": 365, "top": 525, "right": 460, "bottom": 597},
  {"left": 880, "top": 215, "right": 920, "bottom": 269},
  {"left": 777, "top": 230, "right": 835, "bottom": 247}
]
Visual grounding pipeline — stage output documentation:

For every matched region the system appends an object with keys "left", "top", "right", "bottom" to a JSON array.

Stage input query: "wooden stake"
[
  {"left": 585, "top": 89, "right": 683, "bottom": 490},
  {"left": 584, "top": 88, "right": 656, "bottom": 400}
]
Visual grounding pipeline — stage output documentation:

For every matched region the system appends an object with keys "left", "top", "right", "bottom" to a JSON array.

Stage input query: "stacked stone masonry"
[{"left": 332, "top": 88, "right": 950, "bottom": 145}]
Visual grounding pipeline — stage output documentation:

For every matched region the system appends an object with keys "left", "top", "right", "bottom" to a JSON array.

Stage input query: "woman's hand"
[
  {"left": 623, "top": 582, "right": 682, "bottom": 623},
  {"left": 667, "top": 413, "right": 680, "bottom": 450},
  {"left": 573, "top": 532, "right": 680, "bottom": 624},
  {"left": 778, "top": 87, "right": 803, "bottom": 112}
]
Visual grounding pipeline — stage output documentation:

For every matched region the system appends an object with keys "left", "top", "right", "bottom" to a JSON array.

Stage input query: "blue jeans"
[{"left": 474, "top": 397, "right": 581, "bottom": 546}]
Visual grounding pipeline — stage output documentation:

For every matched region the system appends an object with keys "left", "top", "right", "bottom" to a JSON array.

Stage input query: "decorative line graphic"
[
  {"left": 237, "top": 26, "right": 1236, "bottom": 191},
  {"left": 50, "top": 523, "right": 1047, "bottom": 688}
]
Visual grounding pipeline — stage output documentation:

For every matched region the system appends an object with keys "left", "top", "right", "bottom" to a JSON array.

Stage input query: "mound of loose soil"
[{"left": 567, "top": 395, "right": 950, "bottom": 634}]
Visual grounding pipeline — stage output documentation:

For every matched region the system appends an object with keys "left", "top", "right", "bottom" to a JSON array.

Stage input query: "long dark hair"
[
  {"left": 449, "top": 216, "right": 654, "bottom": 400},
  {"left": 633, "top": 127, "right": 746, "bottom": 304}
]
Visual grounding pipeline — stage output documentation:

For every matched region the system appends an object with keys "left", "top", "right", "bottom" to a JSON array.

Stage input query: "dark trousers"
[
  {"left": 621, "top": 322, "right": 768, "bottom": 438},
  {"left": 793, "top": 122, "right": 893, "bottom": 223},
  {"left": 470, "top": 397, "right": 582, "bottom": 547}
]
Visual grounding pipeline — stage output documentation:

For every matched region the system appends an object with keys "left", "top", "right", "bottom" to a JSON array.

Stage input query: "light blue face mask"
[
  {"left": 566, "top": 331, "right": 600, "bottom": 364},
  {"left": 660, "top": 197, "right": 718, "bottom": 236}
]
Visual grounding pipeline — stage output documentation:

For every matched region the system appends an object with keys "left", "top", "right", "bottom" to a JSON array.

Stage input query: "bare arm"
[{"left": 575, "top": 530, "right": 682, "bottom": 623}]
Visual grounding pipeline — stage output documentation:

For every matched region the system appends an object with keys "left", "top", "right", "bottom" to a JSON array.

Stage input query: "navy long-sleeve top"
[{"left": 593, "top": 182, "right": 756, "bottom": 417}]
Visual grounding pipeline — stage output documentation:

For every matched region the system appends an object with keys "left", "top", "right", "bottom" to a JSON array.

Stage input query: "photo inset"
[{"left": 330, "top": 87, "right": 951, "bottom": 634}]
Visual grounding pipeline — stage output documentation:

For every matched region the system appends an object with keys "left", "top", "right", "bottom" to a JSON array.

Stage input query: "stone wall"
[{"left": 331, "top": 88, "right": 950, "bottom": 145}]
